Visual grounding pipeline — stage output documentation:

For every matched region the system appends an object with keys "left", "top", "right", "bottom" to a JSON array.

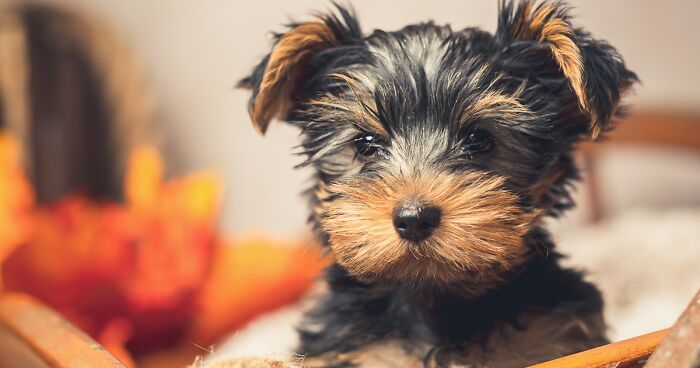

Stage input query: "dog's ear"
[
  {"left": 496, "top": 0, "right": 638, "bottom": 139},
  {"left": 239, "top": 6, "right": 363, "bottom": 135}
]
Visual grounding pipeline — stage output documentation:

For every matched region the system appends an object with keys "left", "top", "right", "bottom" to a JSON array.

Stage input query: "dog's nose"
[{"left": 392, "top": 201, "right": 441, "bottom": 242}]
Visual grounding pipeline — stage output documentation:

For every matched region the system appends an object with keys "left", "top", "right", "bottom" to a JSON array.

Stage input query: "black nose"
[{"left": 392, "top": 201, "right": 441, "bottom": 242}]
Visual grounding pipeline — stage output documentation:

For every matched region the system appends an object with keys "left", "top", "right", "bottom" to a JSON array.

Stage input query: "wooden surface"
[
  {"left": 581, "top": 110, "right": 700, "bottom": 153},
  {"left": 0, "top": 292, "right": 125, "bottom": 368},
  {"left": 645, "top": 289, "right": 700, "bottom": 368},
  {"left": 0, "top": 324, "right": 52, "bottom": 368},
  {"left": 528, "top": 329, "right": 669, "bottom": 368}
]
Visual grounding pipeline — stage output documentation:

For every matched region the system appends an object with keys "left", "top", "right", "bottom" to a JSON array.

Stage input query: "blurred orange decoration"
[
  {"left": 0, "top": 134, "right": 34, "bottom": 262},
  {"left": 0, "top": 132, "right": 327, "bottom": 367}
]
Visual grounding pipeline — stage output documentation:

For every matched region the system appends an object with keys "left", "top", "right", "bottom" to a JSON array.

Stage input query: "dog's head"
[{"left": 240, "top": 1, "right": 636, "bottom": 295}]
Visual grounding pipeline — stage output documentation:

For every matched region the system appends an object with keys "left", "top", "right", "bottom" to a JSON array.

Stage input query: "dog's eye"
[
  {"left": 461, "top": 129, "right": 493, "bottom": 157},
  {"left": 353, "top": 134, "right": 384, "bottom": 160}
]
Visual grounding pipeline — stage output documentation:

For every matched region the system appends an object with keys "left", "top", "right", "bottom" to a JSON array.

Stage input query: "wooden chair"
[{"left": 0, "top": 292, "right": 125, "bottom": 368}]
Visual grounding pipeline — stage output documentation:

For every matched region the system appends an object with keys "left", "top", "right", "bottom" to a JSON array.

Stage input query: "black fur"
[{"left": 240, "top": 1, "right": 636, "bottom": 366}]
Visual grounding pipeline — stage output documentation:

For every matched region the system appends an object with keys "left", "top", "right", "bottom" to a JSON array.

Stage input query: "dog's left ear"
[
  {"left": 496, "top": 1, "right": 638, "bottom": 139},
  {"left": 239, "top": 6, "right": 363, "bottom": 135}
]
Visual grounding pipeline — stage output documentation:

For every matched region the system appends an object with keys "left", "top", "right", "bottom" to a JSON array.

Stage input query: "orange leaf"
[
  {"left": 125, "top": 146, "right": 163, "bottom": 211},
  {"left": 190, "top": 236, "right": 329, "bottom": 345},
  {"left": 0, "top": 133, "right": 34, "bottom": 264}
]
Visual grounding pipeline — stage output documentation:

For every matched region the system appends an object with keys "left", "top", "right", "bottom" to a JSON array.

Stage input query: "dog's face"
[{"left": 241, "top": 1, "right": 636, "bottom": 295}]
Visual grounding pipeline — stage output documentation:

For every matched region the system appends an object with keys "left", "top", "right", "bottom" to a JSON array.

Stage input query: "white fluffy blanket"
[{"left": 556, "top": 206, "right": 700, "bottom": 341}]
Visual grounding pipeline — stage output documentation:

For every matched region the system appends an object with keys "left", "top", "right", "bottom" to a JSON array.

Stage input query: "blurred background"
[
  {"left": 23, "top": 0, "right": 699, "bottom": 235},
  {"left": 0, "top": 1, "right": 699, "bottom": 367}
]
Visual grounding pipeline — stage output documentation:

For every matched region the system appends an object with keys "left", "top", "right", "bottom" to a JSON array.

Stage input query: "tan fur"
[
  {"left": 309, "top": 72, "right": 387, "bottom": 137},
  {"left": 252, "top": 22, "right": 337, "bottom": 134},
  {"left": 198, "top": 357, "right": 298, "bottom": 368},
  {"left": 304, "top": 342, "right": 427, "bottom": 368},
  {"left": 307, "top": 94, "right": 385, "bottom": 138},
  {"left": 510, "top": 3, "right": 589, "bottom": 121},
  {"left": 319, "top": 170, "right": 537, "bottom": 295},
  {"left": 541, "top": 19, "right": 587, "bottom": 114},
  {"left": 460, "top": 89, "right": 532, "bottom": 126}
]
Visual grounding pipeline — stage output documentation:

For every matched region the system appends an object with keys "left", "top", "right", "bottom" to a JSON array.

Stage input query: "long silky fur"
[{"left": 239, "top": 1, "right": 637, "bottom": 366}]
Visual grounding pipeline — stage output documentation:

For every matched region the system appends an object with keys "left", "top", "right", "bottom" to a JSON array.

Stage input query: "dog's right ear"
[
  {"left": 238, "top": 6, "right": 362, "bottom": 135},
  {"left": 496, "top": 0, "right": 638, "bottom": 140}
]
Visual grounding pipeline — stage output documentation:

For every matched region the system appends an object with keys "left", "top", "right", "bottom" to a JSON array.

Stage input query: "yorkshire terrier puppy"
[{"left": 239, "top": 1, "right": 636, "bottom": 366}]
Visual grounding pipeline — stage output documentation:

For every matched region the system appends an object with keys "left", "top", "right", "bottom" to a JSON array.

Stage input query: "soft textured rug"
[{"left": 556, "top": 206, "right": 700, "bottom": 341}]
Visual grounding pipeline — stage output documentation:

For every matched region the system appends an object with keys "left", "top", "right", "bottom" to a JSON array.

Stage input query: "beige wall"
[{"left": 31, "top": 0, "right": 700, "bottom": 235}]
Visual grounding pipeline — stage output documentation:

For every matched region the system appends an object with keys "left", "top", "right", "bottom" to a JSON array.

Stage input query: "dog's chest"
[{"left": 306, "top": 309, "right": 606, "bottom": 368}]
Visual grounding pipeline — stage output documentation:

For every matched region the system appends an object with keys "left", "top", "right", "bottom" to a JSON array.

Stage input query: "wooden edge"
[
  {"left": 645, "top": 289, "right": 700, "bottom": 368},
  {"left": 0, "top": 292, "right": 125, "bottom": 368},
  {"left": 527, "top": 328, "right": 669, "bottom": 368},
  {"left": 580, "top": 110, "right": 700, "bottom": 154},
  {"left": 579, "top": 149, "right": 604, "bottom": 223}
]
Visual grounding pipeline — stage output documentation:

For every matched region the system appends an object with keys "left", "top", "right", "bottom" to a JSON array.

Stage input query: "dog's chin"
[{"left": 329, "top": 236, "right": 532, "bottom": 297}]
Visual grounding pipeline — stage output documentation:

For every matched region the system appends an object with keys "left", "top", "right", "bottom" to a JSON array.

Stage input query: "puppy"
[{"left": 238, "top": 1, "right": 637, "bottom": 366}]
